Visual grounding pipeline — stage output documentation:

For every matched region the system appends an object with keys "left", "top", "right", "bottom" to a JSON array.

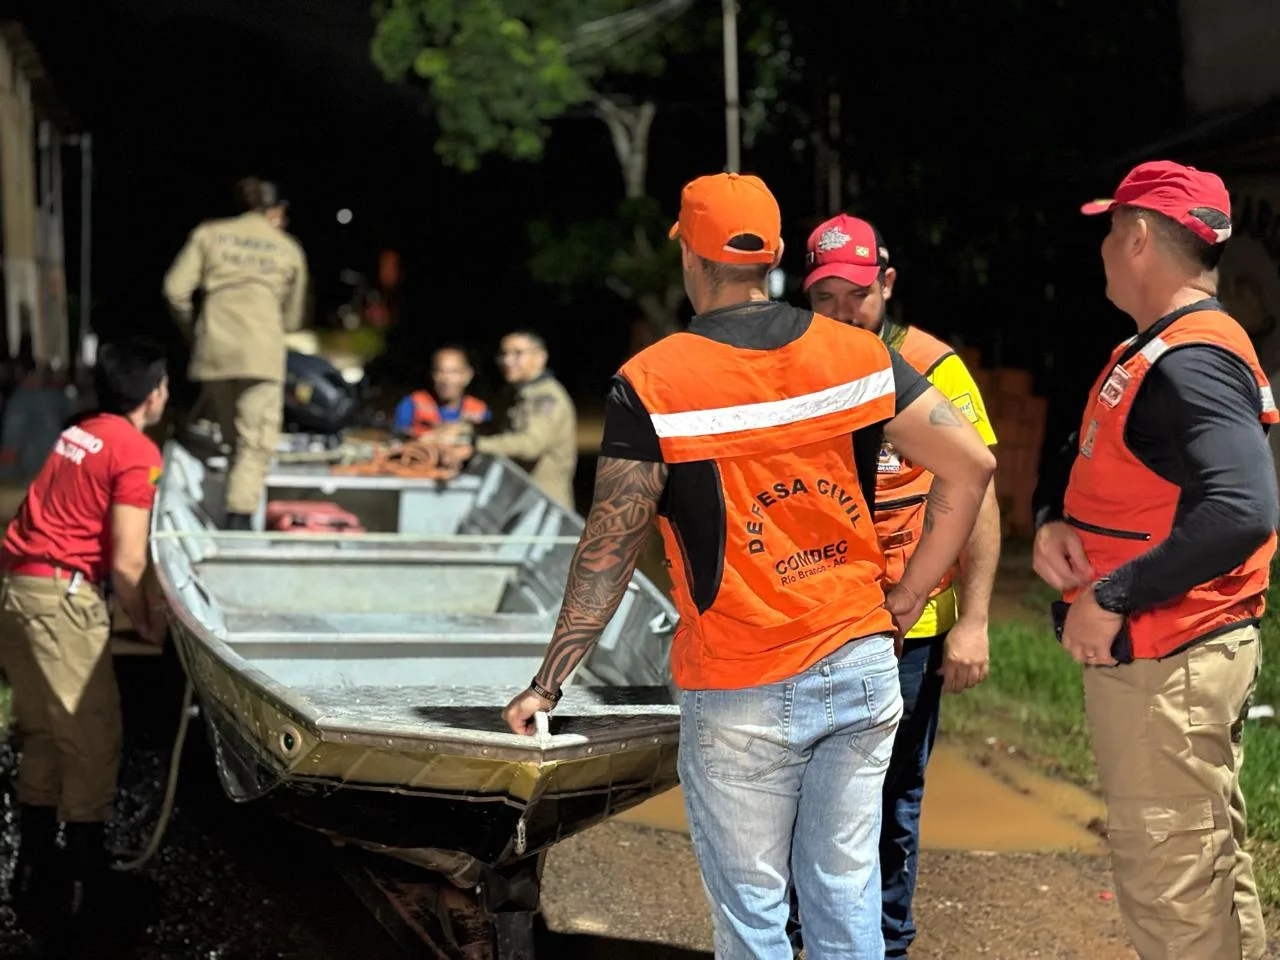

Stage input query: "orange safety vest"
[
  {"left": 408, "top": 391, "right": 489, "bottom": 436},
  {"left": 1062, "top": 307, "right": 1279, "bottom": 659},
  {"left": 874, "top": 325, "right": 957, "bottom": 598},
  {"left": 619, "top": 313, "right": 898, "bottom": 690}
]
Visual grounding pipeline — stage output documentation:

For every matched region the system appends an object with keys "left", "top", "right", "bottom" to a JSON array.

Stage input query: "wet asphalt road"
[{"left": 0, "top": 645, "right": 709, "bottom": 960}]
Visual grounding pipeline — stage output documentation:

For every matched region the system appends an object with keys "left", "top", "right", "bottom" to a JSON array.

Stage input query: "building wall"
[
  {"left": 1212, "top": 174, "right": 1280, "bottom": 475},
  {"left": 1181, "top": 0, "right": 1280, "bottom": 114},
  {"left": 0, "top": 33, "right": 39, "bottom": 361},
  {"left": 1219, "top": 177, "right": 1280, "bottom": 366},
  {"left": 0, "top": 27, "right": 68, "bottom": 371}
]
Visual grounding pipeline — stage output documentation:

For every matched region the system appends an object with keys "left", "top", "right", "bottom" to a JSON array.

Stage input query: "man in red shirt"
[{"left": 0, "top": 339, "right": 169, "bottom": 939}]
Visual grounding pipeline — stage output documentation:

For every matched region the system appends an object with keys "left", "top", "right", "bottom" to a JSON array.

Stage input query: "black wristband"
[
  {"left": 1093, "top": 576, "right": 1131, "bottom": 615},
  {"left": 529, "top": 678, "right": 562, "bottom": 704}
]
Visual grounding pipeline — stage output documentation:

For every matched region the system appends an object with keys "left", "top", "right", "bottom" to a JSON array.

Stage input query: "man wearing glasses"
[{"left": 448, "top": 330, "right": 577, "bottom": 509}]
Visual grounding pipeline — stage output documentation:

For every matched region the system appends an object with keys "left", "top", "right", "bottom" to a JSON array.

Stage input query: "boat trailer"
[{"left": 335, "top": 847, "right": 546, "bottom": 960}]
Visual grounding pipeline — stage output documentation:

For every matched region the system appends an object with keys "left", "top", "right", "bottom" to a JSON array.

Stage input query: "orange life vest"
[
  {"left": 619, "top": 313, "right": 897, "bottom": 690},
  {"left": 1062, "top": 307, "right": 1279, "bottom": 658},
  {"left": 874, "top": 325, "right": 957, "bottom": 598},
  {"left": 408, "top": 391, "right": 489, "bottom": 436}
]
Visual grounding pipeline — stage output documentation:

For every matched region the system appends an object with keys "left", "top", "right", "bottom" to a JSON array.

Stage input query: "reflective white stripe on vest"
[
  {"left": 1140, "top": 337, "right": 1277, "bottom": 413},
  {"left": 648, "top": 366, "right": 895, "bottom": 438},
  {"left": 1139, "top": 337, "right": 1169, "bottom": 363}
]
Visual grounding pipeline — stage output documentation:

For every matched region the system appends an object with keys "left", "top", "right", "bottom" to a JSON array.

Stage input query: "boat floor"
[{"left": 301, "top": 684, "right": 678, "bottom": 740}]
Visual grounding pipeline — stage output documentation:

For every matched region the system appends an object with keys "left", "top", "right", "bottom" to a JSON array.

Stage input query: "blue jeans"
[
  {"left": 880, "top": 634, "right": 946, "bottom": 958},
  {"left": 785, "top": 633, "right": 946, "bottom": 958},
  {"left": 678, "top": 633, "right": 903, "bottom": 960}
]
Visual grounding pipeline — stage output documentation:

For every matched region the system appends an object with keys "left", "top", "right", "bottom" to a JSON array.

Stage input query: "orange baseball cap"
[{"left": 668, "top": 172, "right": 782, "bottom": 265}]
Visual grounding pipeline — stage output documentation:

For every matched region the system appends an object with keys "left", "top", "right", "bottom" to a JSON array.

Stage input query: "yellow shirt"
[{"left": 905, "top": 352, "right": 998, "bottom": 639}]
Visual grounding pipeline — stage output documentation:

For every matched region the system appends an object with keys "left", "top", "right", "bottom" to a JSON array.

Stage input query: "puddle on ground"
[
  {"left": 917, "top": 745, "right": 1106, "bottom": 854},
  {"left": 618, "top": 742, "right": 1106, "bottom": 855}
]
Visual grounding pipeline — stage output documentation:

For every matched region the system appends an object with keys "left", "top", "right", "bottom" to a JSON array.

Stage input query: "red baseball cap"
[
  {"left": 802, "top": 215, "right": 890, "bottom": 292},
  {"left": 1080, "top": 160, "right": 1232, "bottom": 244},
  {"left": 669, "top": 172, "right": 782, "bottom": 265}
]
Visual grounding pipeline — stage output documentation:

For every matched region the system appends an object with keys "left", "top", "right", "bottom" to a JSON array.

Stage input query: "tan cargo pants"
[
  {"left": 1084, "top": 623, "right": 1265, "bottom": 960},
  {"left": 204, "top": 378, "right": 283, "bottom": 515},
  {"left": 0, "top": 572, "right": 119, "bottom": 822}
]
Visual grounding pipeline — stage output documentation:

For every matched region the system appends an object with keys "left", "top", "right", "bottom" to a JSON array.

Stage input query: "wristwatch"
[{"left": 1092, "top": 576, "right": 1130, "bottom": 615}]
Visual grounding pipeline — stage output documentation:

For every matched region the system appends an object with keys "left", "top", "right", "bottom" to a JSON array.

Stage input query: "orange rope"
[{"left": 330, "top": 441, "right": 467, "bottom": 480}]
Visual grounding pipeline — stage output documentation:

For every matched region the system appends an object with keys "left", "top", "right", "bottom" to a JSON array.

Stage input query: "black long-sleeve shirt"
[{"left": 1032, "top": 300, "right": 1279, "bottom": 613}]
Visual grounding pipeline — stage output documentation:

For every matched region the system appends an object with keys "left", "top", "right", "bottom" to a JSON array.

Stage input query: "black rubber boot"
[
  {"left": 63, "top": 821, "right": 109, "bottom": 922},
  {"left": 223, "top": 512, "right": 253, "bottom": 531},
  {"left": 9, "top": 804, "right": 60, "bottom": 946},
  {"left": 46, "top": 821, "right": 152, "bottom": 956}
]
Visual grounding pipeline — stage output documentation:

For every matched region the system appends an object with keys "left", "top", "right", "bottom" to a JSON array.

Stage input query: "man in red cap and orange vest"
[
  {"left": 798, "top": 214, "right": 1001, "bottom": 959},
  {"left": 1033, "top": 160, "right": 1278, "bottom": 960},
  {"left": 502, "top": 171, "right": 996, "bottom": 958}
]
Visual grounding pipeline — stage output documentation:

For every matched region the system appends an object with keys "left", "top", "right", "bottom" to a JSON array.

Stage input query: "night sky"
[{"left": 15, "top": 0, "right": 1188, "bottom": 443}]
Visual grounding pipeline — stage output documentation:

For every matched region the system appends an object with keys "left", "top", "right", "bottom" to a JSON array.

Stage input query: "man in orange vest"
[
  {"left": 502, "top": 172, "right": 996, "bottom": 958},
  {"left": 1033, "top": 160, "right": 1278, "bottom": 960},
  {"left": 392, "top": 345, "right": 491, "bottom": 438},
  {"left": 799, "top": 214, "right": 1001, "bottom": 958}
]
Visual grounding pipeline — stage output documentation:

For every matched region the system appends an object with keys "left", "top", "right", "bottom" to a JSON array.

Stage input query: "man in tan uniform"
[
  {"left": 449, "top": 331, "right": 577, "bottom": 509},
  {"left": 162, "top": 176, "right": 308, "bottom": 529}
]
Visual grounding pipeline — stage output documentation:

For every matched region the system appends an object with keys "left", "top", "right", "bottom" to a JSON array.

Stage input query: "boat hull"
[
  {"left": 178, "top": 618, "right": 678, "bottom": 863},
  {"left": 154, "top": 437, "right": 683, "bottom": 879}
]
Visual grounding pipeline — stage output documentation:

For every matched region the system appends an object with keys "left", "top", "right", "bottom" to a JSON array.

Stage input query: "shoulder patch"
[
  {"left": 530, "top": 395, "right": 558, "bottom": 415},
  {"left": 148, "top": 466, "right": 163, "bottom": 486},
  {"left": 951, "top": 392, "right": 981, "bottom": 424}
]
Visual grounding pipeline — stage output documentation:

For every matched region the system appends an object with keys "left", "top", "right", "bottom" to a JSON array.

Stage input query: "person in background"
[
  {"left": 0, "top": 339, "right": 169, "bottom": 947},
  {"left": 794, "top": 214, "right": 1001, "bottom": 958},
  {"left": 392, "top": 345, "right": 491, "bottom": 439},
  {"left": 162, "top": 175, "right": 309, "bottom": 530},
  {"left": 445, "top": 331, "right": 577, "bottom": 509},
  {"left": 502, "top": 172, "right": 995, "bottom": 958},
  {"left": 0, "top": 357, "right": 75, "bottom": 481},
  {"left": 265, "top": 201, "right": 289, "bottom": 231},
  {"left": 1033, "top": 160, "right": 1277, "bottom": 959}
]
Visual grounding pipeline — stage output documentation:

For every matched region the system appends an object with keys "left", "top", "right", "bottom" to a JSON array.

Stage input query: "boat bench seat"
[{"left": 224, "top": 610, "right": 554, "bottom": 643}]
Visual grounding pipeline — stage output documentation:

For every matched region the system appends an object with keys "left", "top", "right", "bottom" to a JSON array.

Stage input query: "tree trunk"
[
  {"left": 594, "top": 95, "right": 656, "bottom": 200},
  {"left": 595, "top": 95, "right": 681, "bottom": 342},
  {"left": 636, "top": 280, "right": 684, "bottom": 340}
]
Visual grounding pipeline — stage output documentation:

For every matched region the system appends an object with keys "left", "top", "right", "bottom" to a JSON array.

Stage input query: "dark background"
[{"left": 12, "top": 0, "right": 1190, "bottom": 455}]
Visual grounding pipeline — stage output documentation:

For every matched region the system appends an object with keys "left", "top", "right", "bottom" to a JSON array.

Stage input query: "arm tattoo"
[
  {"left": 535, "top": 457, "right": 669, "bottom": 691},
  {"left": 922, "top": 486, "right": 955, "bottom": 535},
  {"left": 928, "top": 398, "right": 964, "bottom": 427}
]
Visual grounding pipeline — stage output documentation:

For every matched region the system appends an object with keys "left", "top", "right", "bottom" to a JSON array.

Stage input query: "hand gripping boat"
[{"left": 150, "top": 434, "right": 680, "bottom": 957}]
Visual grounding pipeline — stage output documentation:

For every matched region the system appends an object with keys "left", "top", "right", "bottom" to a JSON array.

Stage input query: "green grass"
[
  {"left": 1244, "top": 565, "right": 1280, "bottom": 910},
  {"left": 942, "top": 618, "right": 1097, "bottom": 784},
  {"left": 945, "top": 563, "right": 1280, "bottom": 909}
]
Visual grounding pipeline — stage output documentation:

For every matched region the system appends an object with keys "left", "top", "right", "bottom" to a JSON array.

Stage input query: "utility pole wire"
[{"left": 564, "top": 0, "right": 697, "bottom": 59}]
